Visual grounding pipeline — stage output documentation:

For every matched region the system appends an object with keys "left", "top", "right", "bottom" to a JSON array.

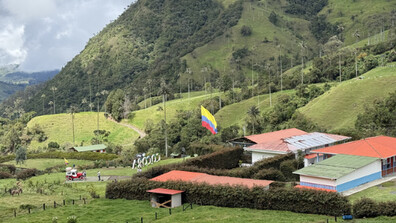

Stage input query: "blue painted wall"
[{"left": 336, "top": 171, "right": 382, "bottom": 192}]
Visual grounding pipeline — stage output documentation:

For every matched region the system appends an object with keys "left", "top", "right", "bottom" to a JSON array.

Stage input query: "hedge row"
[
  {"left": 0, "top": 151, "right": 118, "bottom": 163},
  {"left": 135, "top": 146, "right": 243, "bottom": 179},
  {"left": 106, "top": 177, "right": 350, "bottom": 216},
  {"left": 353, "top": 198, "right": 396, "bottom": 218}
]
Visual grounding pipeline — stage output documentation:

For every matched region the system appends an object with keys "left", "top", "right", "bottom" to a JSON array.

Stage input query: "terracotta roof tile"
[
  {"left": 146, "top": 188, "right": 184, "bottom": 195},
  {"left": 245, "top": 128, "right": 307, "bottom": 144},
  {"left": 150, "top": 170, "right": 207, "bottom": 182},
  {"left": 295, "top": 185, "right": 336, "bottom": 192}
]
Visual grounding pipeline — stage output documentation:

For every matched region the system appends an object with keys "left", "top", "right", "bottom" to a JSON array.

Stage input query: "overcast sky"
[{"left": 0, "top": 0, "right": 132, "bottom": 72}]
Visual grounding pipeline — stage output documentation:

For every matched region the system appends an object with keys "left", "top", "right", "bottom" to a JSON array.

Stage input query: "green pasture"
[
  {"left": 27, "top": 112, "right": 140, "bottom": 149},
  {"left": 3, "top": 159, "right": 93, "bottom": 170},
  {"left": 216, "top": 90, "right": 294, "bottom": 128},
  {"left": 300, "top": 63, "right": 396, "bottom": 131},
  {"left": 127, "top": 92, "right": 223, "bottom": 129}
]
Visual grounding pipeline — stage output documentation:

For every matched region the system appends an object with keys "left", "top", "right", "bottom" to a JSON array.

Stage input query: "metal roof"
[
  {"left": 72, "top": 144, "right": 106, "bottom": 152},
  {"left": 294, "top": 154, "right": 378, "bottom": 179},
  {"left": 146, "top": 188, "right": 184, "bottom": 195},
  {"left": 311, "top": 136, "right": 396, "bottom": 158},
  {"left": 246, "top": 132, "right": 350, "bottom": 153}
]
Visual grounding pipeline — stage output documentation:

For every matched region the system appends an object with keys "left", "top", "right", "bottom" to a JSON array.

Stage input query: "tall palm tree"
[
  {"left": 48, "top": 101, "right": 54, "bottom": 114},
  {"left": 265, "top": 64, "right": 272, "bottom": 107},
  {"left": 158, "top": 79, "right": 171, "bottom": 157},
  {"left": 146, "top": 79, "right": 152, "bottom": 107},
  {"left": 50, "top": 86, "right": 57, "bottom": 114},
  {"left": 41, "top": 94, "right": 46, "bottom": 114},
  {"left": 298, "top": 41, "right": 306, "bottom": 85},
  {"left": 81, "top": 98, "right": 88, "bottom": 112},
  {"left": 96, "top": 92, "right": 101, "bottom": 131},
  {"left": 101, "top": 90, "right": 109, "bottom": 113},
  {"left": 143, "top": 87, "right": 148, "bottom": 109},
  {"left": 67, "top": 105, "right": 79, "bottom": 145},
  {"left": 247, "top": 105, "right": 260, "bottom": 134}
]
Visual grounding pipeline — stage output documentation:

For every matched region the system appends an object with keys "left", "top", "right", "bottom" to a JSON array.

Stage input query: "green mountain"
[
  {"left": 0, "top": 81, "right": 25, "bottom": 103},
  {"left": 3, "top": 0, "right": 395, "bottom": 117}
]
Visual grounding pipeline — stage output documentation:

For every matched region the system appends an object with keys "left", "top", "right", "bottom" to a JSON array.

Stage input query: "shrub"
[
  {"left": 240, "top": 25, "right": 252, "bottom": 36},
  {"left": 16, "top": 168, "right": 39, "bottom": 180},
  {"left": 378, "top": 201, "right": 396, "bottom": 216},
  {"left": 280, "top": 159, "right": 298, "bottom": 180},
  {"left": 67, "top": 215, "right": 77, "bottom": 223},
  {"left": 19, "top": 204, "right": 36, "bottom": 210},
  {"left": 253, "top": 168, "right": 286, "bottom": 181},
  {"left": 353, "top": 198, "right": 379, "bottom": 218},
  {"left": 0, "top": 164, "right": 16, "bottom": 174},
  {"left": 0, "top": 171, "right": 13, "bottom": 179}
]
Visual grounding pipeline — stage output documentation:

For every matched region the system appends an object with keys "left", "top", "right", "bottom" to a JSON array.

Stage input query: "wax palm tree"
[
  {"left": 41, "top": 94, "right": 46, "bottom": 114},
  {"left": 48, "top": 101, "right": 54, "bottom": 114},
  {"left": 247, "top": 105, "right": 260, "bottom": 134},
  {"left": 81, "top": 98, "right": 88, "bottom": 112},
  {"left": 50, "top": 86, "right": 57, "bottom": 114},
  {"left": 158, "top": 79, "right": 171, "bottom": 157},
  {"left": 67, "top": 105, "right": 79, "bottom": 145}
]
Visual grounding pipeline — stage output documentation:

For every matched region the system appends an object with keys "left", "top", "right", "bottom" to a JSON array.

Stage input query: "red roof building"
[
  {"left": 150, "top": 170, "right": 273, "bottom": 189},
  {"left": 311, "top": 136, "right": 396, "bottom": 176},
  {"left": 229, "top": 128, "right": 350, "bottom": 163}
]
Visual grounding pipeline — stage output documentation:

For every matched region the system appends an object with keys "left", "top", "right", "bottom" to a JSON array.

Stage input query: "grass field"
[
  {"left": 127, "top": 92, "right": 223, "bottom": 129},
  {"left": 348, "top": 180, "right": 396, "bottom": 203},
  {"left": 299, "top": 63, "right": 396, "bottom": 131},
  {"left": 216, "top": 90, "right": 294, "bottom": 128},
  {"left": 4, "top": 159, "right": 93, "bottom": 170},
  {"left": 27, "top": 112, "right": 140, "bottom": 149}
]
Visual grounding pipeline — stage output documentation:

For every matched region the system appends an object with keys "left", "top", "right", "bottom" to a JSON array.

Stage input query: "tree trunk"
[{"left": 163, "top": 94, "right": 168, "bottom": 157}]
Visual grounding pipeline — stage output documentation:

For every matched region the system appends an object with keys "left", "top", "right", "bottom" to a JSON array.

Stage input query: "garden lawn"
[
  {"left": 4, "top": 159, "right": 93, "bottom": 170},
  {"left": 27, "top": 112, "right": 140, "bottom": 149},
  {"left": 348, "top": 180, "right": 396, "bottom": 203}
]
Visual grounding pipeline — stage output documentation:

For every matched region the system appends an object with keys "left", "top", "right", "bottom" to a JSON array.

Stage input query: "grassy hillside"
[
  {"left": 216, "top": 90, "right": 294, "bottom": 128},
  {"left": 127, "top": 92, "right": 223, "bottom": 129},
  {"left": 0, "top": 81, "right": 24, "bottom": 103},
  {"left": 27, "top": 112, "right": 139, "bottom": 149},
  {"left": 4, "top": 159, "right": 93, "bottom": 170},
  {"left": 299, "top": 62, "right": 396, "bottom": 131}
]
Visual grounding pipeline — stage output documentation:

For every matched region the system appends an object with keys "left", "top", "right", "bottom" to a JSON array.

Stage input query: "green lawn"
[
  {"left": 4, "top": 159, "right": 93, "bottom": 170},
  {"left": 300, "top": 63, "right": 396, "bottom": 131},
  {"left": 348, "top": 181, "right": 396, "bottom": 203},
  {"left": 27, "top": 112, "right": 140, "bottom": 149}
]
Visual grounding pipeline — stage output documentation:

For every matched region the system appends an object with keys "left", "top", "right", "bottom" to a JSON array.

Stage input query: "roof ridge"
[{"left": 364, "top": 138, "right": 384, "bottom": 158}]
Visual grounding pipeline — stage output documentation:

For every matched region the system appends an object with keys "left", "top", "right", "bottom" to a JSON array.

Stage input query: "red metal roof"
[
  {"left": 247, "top": 139, "right": 295, "bottom": 153},
  {"left": 311, "top": 136, "right": 396, "bottom": 158},
  {"left": 295, "top": 185, "right": 336, "bottom": 192},
  {"left": 150, "top": 170, "right": 273, "bottom": 189},
  {"left": 245, "top": 128, "right": 307, "bottom": 144},
  {"left": 146, "top": 188, "right": 184, "bottom": 195},
  {"left": 305, "top": 153, "right": 320, "bottom": 159},
  {"left": 150, "top": 170, "right": 207, "bottom": 182}
]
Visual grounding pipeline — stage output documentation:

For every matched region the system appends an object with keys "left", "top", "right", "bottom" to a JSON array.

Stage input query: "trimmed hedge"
[
  {"left": 106, "top": 177, "right": 351, "bottom": 216},
  {"left": 16, "top": 168, "right": 40, "bottom": 180},
  {"left": 353, "top": 198, "right": 396, "bottom": 218},
  {"left": 0, "top": 171, "right": 13, "bottom": 179},
  {"left": 0, "top": 151, "right": 118, "bottom": 163},
  {"left": 0, "top": 164, "right": 16, "bottom": 174}
]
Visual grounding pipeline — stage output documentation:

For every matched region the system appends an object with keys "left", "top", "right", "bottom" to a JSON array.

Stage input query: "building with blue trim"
[{"left": 294, "top": 154, "right": 381, "bottom": 192}]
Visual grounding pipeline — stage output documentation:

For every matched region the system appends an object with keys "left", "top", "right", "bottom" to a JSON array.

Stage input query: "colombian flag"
[
  {"left": 201, "top": 105, "right": 218, "bottom": 135},
  {"left": 64, "top": 158, "right": 69, "bottom": 166}
]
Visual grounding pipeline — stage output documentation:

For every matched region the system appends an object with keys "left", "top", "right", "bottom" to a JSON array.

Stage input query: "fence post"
[
  {"left": 335, "top": 216, "right": 337, "bottom": 222},
  {"left": 155, "top": 212, "right": 157, "bottom": 220},
  {"left": 28, "top": 208, "right": 31, "bottom": 214},
  {"left": 140, "top": 217, "right": 143, "bottom": 223},
  {"left": 54, "top": 201, "right": 56, "bottom": 208},
  {"left": 190, "top": 203, "right": 193, "bottom": 209},
  {"left": 63, "top": 200, "right": 66, "bottom": 206},
  {"left": 72, "top": 200, "right": 75, "bottom": 205},
  {"left": 80, "top": 195, "right": 82, "bottom": 200},
  {"left": 14, "top": 209, "right": 16, "bottom": 218},
  {"left": 83, "top": 198, "right": 86, "bottom": 204},
  {"left": 169, "top": 208, "right": 171, "bottom": 215},
  {"left": 43, "top": 203, "right": 45, "bottom": 211}
]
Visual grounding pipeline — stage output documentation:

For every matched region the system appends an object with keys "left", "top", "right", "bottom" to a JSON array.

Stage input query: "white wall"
[
  {"left": 171, "top": 194, "right": 182, "bottom": 208},
  {"left": 300, "top": 175, "right": 336, "bottom": 187},
  {"left": 337, "top": 160, "right": 381, "bottom": 185},
  {"left": 252, "top": 151, "right": 282, "bottom": 163}
]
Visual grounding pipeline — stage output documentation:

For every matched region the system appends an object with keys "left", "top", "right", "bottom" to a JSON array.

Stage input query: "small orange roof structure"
[
  {"left": 311, "top": 136, "right": 396, "bottom": 158},
  {"left": 150, "top": 170, "right": 273, "bottom": 189},
  {"left": 245, "top": 128, "right": 307, "bottom": 144},
  {"left": 146, "top": 188, "right": 184, "bottom": 195},
  {"left": 295, "top": 185, "right": 336, "bottom": 192}
]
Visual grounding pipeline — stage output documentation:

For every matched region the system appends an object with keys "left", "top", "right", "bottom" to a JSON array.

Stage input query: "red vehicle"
[{"left": 66, "top": 167, "right": 85, "bottom": 181}]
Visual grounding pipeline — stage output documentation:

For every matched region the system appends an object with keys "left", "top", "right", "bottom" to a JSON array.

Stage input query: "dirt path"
[
  {"left": 65, "top": 176, "right": 131, "bottom": 183},
  {"left": 107, "top": 116, "right": 147, "bottom": 138}
]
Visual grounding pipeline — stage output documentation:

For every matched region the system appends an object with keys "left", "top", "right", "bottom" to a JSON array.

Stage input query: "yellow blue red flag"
[
  {"left": 201, "top": 105, "right": 217, "bottom": 134},
  {"left": 64, "top": 158, "right": 69, "bottom": 166}
]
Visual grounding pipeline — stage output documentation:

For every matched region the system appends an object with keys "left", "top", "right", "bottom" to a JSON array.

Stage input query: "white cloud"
[{"left": 0, "top": 0, "right": 133, "bottom": 71}]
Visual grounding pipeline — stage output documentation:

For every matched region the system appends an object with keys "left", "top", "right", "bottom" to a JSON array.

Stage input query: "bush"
[
  {"left": 16, "top": 168, "right": 39, "bottom": 180},
  {"left": 280, "top": 159, "right": 298, "bottom": 180},
  {"left": 253, "top": 168, "right": 286, "bottom": 181},
  {"left": 0, "top": 171, "right": 13, "bottom": 179},
  {"left": 19, "top": 204, "right": 36, "bottom": 210},
  {"left": 0, "top": 164, "right": 16, "bottom": 174},
  {"left": 240, "top": 25, "right": 252, "bottom": 36},
  {"left": 353, "top": 198, "right": 379, "bottom": 218}
]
